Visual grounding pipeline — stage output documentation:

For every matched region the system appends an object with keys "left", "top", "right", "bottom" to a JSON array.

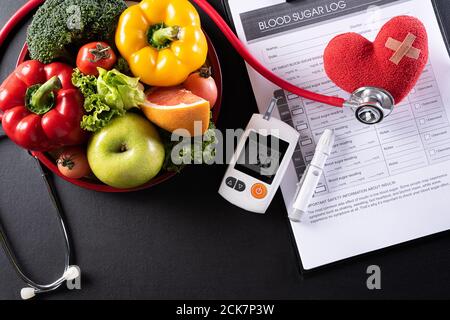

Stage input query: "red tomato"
[
  {"left": 76, "top": 42, "right": 117, "bottom": 76},
  {"left": 183, "top": 67, "right": 218, "bottom": 108},
  {"left": 57, "top": 146, "right": 91, "bottom": 179}
]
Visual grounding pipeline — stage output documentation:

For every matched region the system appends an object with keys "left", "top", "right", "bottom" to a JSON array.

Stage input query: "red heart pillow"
[{"left": 324, "top": 16, "right": 428, "bottom": 104}]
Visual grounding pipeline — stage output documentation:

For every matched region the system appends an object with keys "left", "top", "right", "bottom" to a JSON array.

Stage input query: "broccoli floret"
[{"left": 26, "top": 0, "right": 127, "bottom": 64}]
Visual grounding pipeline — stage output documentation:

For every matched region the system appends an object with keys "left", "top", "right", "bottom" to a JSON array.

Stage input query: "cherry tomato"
[
  {"left": 76, "top": 42, "right": 117, "bottom": 76},
  {"left": 183, "top": 67, "right": 218, "bottom": 108},
  {"left": 57, "top": 146, "right": 91, "bottom": 179}
]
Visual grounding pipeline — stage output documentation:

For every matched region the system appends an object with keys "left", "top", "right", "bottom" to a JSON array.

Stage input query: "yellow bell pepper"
[{"left": 115, "top": 0, "right": 208, "bottom": 87}]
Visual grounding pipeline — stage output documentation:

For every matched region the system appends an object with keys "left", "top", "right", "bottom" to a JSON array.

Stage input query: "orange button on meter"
[{"left": 251, "top": 183, "right": 267, "bottom": 199}]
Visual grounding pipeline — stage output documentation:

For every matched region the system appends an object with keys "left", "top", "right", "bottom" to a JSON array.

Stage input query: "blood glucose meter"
[{"left": 219, "top": 98, "right": 300, "bottom": 214}]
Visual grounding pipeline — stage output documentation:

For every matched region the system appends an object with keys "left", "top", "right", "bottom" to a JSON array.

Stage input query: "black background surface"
[{"left": 0, "top": 0, "right": 449, "bottom": 300}]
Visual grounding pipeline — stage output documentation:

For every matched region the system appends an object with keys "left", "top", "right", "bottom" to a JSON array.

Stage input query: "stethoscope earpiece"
[
  {"left": 344, "top": 87, "right": 395, "bottom": 125},
  {"left": 18, "top": 265, "right": 80, "bottom": 300},
  {"left": 20, "top": 287, "right": 36, "bottom": 300}
]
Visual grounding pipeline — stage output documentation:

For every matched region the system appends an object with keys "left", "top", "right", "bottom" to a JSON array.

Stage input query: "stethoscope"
[
  {"left": 0, "top": 0, "right": 395, "bottom": 127},
  {"left": 0, "top": 0, "right": 397, "bottom": 300},
  {"left": 0, "top": 131, "right": 80, "bottom": 300},
  {"left": 190, "top": 0, "right": 396, "bottom": 125}
]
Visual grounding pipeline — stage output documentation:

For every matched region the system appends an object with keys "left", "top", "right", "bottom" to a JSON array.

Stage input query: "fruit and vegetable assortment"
[{"left": 0, "top": 0, "right": 219, "bottom": 190}]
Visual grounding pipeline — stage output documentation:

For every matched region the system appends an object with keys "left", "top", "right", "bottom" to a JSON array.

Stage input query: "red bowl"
[{"left": 16, "top": 36, "right": 222, "bottom": 192}]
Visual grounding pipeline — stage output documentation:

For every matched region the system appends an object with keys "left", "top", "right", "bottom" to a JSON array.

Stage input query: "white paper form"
[{"left": 227, "top": 0, "right": 450, "bottom": 269}]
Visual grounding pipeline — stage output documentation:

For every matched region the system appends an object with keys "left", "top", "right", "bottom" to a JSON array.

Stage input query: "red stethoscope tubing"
[
  {"left": 191, "top": 0, "right": 345, "bottom": 108},
  {"left": 0, "top": 0, "right": 345, "bottom": 118}
]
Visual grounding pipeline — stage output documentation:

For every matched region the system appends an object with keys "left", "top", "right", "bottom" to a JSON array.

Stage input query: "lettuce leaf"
[
  {"left": 80, "top": 94, "right": 124, "bottom": 132},
  {"left": 72, "top": 69, "right": 97, "bottom": 97},
  {"left": 97, "top": 68, "right": 145, "bottom": 110},
  {"left": 72, "top": 68, "right": 145, "bottom": 132}
]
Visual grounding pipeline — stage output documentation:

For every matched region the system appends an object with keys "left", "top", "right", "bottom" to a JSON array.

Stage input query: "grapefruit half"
[{"left": 141, "top": 87, "right": 211, "bottom": 137}]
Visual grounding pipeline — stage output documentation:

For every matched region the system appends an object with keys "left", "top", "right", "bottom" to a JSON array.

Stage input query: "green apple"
[{"left": 87, "top": 113, "right": 165, "bottom": 189}]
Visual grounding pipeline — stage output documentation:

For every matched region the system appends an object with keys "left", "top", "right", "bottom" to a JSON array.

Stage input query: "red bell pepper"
[{"left": 0, "top": 60, "right": 87, "bottom": 151}]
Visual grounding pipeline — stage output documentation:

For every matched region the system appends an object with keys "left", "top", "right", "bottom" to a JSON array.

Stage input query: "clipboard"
[{"left": 219, "top": 0, "right": 450, "bottom": 273}]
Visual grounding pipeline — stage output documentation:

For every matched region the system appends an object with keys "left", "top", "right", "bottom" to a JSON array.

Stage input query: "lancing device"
[{"left": 290, "top": 129, "right": 335, "bottom": 223}]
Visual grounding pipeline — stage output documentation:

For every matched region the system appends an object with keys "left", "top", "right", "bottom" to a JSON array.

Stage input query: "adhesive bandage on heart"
[{"left": 385, "top": 33, "right": 422, "bottom": 65}]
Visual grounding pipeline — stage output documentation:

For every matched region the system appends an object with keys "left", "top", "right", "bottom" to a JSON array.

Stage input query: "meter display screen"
[{"left": 234, "top": 132, "right": 289, "bottom": 185}]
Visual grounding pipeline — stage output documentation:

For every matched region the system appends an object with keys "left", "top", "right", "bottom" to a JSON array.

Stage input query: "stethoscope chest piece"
[{"left": 345, "top": 87, "right": 395, "bottom": 125}]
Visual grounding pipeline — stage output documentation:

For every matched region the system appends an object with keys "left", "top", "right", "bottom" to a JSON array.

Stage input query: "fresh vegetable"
[
  {"left": 76, "top": 42, "right": 117, "bottom": 76},
  {"left": 142, "top": 87, "right": 210, "bottom": 136},
  {"left": 96, "top": 68, "right": 145, "bottom": 110},
  {"left": 115, "top": 0, "right": 208, "bottom": 87},
  {"left": 87, "top": 113, "right": 165, "bottom": 189},
  {"left": 183, "top": 67, "right": 218, "bottom": 108},
  {"left": 162, "top": 115, "right": 217, "bottom": 172},
  {"left": 0, "top": 60, "right": 87, "bottom": 151},
  {"left": 26, "top": 0, "right": 127, "bottom": 64},
  {"left": 57, "top": 146, "right": 91, "bottom": 179},
  {"left": 72, "top": 68, "right": 145, "bottom": 132}
]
